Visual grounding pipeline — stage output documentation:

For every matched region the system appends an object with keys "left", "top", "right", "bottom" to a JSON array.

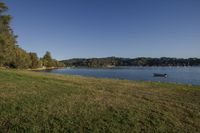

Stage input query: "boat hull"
[{"left": 153, "top": 73, "right": 168, "bottom": 77}]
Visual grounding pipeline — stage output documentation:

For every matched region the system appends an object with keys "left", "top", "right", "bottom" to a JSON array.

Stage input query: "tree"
[
  {"left": 29, "top": 52, "right": 40, "bottom": 69},
  {"left": 0, "top": 2, "right": 63, "bottom": 69},
  {"left": 0, "top": 1, "right": 32, "bottom": 69},
  {"left": 0, "top": 2, "right": 8, "bottom": 13},
  {"left": 0, "top": 2, "right": 16, "bottom": 67},
  {"left": 42, "top": 51, "right": 53, "bottom": 67},
  {"left": 9, "top": 47, "right": 31, "bottom": 69}
]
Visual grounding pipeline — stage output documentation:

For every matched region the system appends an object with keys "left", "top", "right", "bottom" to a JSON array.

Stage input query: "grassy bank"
[{"left": 0, "top": 69, "right": 200, "bottom": 132}]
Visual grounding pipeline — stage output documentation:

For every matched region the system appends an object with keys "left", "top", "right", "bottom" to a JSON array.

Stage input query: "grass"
[{"left": 0, "top": 69, "right": 200, "bottom": 133}]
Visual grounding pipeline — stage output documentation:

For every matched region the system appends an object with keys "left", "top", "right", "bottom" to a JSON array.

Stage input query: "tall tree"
[
  {"left": 29, "top": 52, "right": 40, "bottom": 69},
  {"left": 42, "top": 51, "right": 53, "bottom": 67},
  {"left": 0, "top": 2, "right": 63, "bottom": 69},
  {"left": 0, "top": 1, "right": 16, "bottom": 67},
  {"left": 0, "top": 1, "right": 33, "bottom": 69},
  {"left": 10, "top": 47, "right": 31, "bottom": 69}
]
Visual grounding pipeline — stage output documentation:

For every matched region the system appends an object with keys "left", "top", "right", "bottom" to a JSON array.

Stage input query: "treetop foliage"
[{"left": 0, "top": 2, "right": 8, "bottom": 13}]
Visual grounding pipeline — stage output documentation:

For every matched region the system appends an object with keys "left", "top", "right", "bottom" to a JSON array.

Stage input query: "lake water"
[{"left": 41, "top": 67, "right": 200, "bottom": 85}]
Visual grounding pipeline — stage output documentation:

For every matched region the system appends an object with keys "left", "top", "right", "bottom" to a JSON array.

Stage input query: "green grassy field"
[{"left": 0, "top": 69, "right": 200, "bottom": 132}]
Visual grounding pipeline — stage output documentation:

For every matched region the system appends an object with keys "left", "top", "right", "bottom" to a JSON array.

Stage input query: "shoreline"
[{"left": 28, "top": 67, "right": 65, "bottom": 71}]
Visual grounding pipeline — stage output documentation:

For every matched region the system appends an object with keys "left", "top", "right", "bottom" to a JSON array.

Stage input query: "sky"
[{"left": 5, "top": 0, "right": 200, "bottom": 60}]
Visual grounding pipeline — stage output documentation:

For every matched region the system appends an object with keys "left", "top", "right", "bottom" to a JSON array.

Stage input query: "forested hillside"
[
  {"left": 62, "top": 57, "right": 200, "bottom": 67},
  {"left": 0, "top": 2, "right": 64, "bottom": 69}
]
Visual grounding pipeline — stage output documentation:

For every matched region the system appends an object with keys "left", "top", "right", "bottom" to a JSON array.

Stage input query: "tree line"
[
  {"left": 0, "top": 2, "right": 65, "bottom": 69},
  {"left": 62, "top": 57, "right": 200, "bottom": 67}
]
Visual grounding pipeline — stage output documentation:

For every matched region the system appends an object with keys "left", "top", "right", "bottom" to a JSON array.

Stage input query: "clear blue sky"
[{"left": 6, "top": 0, "right": 200, "bottom": 60}]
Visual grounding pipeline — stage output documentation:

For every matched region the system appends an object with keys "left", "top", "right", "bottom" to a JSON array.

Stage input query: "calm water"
[{"left": 41, "top": 67, "right": 200, "bottom": 85}]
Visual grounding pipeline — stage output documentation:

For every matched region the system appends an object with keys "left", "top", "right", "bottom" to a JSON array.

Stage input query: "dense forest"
[
  {"left": 62, "top": 57, "right": 200, "bottom": 67},
  {"left": 0, "top": 2, "right": 64, "bottom": 69}
]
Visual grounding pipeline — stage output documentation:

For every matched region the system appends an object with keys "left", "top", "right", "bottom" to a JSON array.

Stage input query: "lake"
[{"left": 41, "top": 67, "right": 200, "bottom": 85}]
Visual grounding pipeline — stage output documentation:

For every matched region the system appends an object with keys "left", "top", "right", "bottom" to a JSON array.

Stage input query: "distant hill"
[{"left": 61, "top": 57, "right": 200, "bottom": 67}]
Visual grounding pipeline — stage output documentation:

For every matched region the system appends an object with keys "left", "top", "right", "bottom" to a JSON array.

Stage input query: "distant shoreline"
[
  {"left": 61, "top": 57, "right": 200, "bottom": 68},
  {"left": 59, "top": 65, "right": 200, "bottom": 69}
]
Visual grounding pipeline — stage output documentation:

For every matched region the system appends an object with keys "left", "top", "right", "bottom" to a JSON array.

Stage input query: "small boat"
[{"left": 153, "top": 73, "right": 168, "bottom": 77}]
